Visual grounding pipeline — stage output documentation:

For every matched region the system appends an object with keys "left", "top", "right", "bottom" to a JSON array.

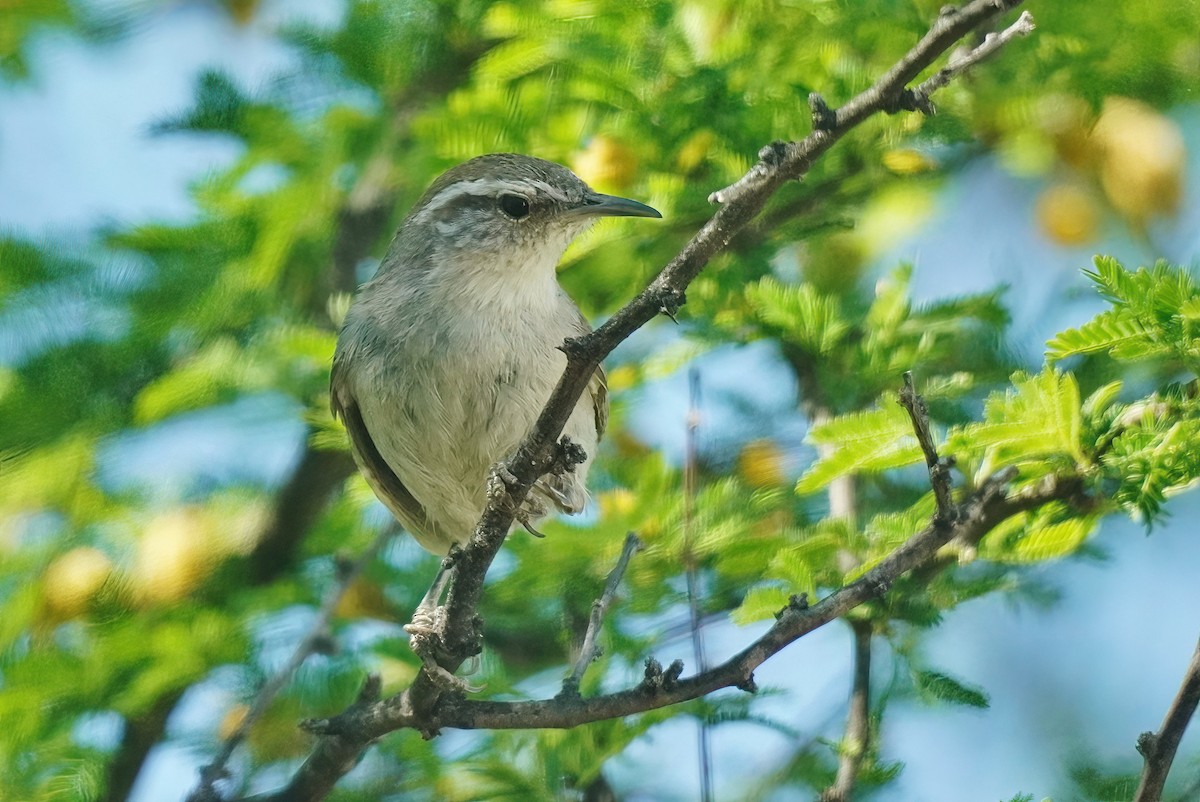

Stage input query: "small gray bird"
[{"left": 331, "top": 153, "right": 661, "bottom": 632}]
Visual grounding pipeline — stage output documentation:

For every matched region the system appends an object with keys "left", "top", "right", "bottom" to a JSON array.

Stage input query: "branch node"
[
  {"left": 558, "top": 334, "right": 590, "bottom": 360},
  {"left": 664, "top": 658, "right": 685, "bottom": 689},
  {"left": 357, "top": 673, "right": 383, "bottom": 705},
  {"left": 736, "top": 673, "right": 759, "bottom": 694},
  {"left": 776, "top": 592, "right": 810, "bottom": 619},
  {"left": 299, "top": 716, "right": 342, "bottom": 736},
  {"left": 899, "top": 372, "right": 957, "bottom": 523},
  {"left": 1136, "top": 731, "right": 1158, "bottom": 759},
  {"left": 808, "top": 93, "right": 837, "bottom": 131},
  {"left": 657, "top": 285, "right": 686, "bottom": 320},
  {"left": 641, "top": 657, "right": 664, "bottom": 691},
  {"left": 757, "top": 140, "right": 790, "bottom": 166},
  {"left": 554, "top": 435, "right": 588, "bottom": 473},
  {"left": 639, "top": 657, "right": 684, "bottom": 694}
]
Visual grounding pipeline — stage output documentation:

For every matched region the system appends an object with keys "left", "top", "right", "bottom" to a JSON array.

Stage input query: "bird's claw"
[
  {"left": 487, "top": 461, "right": 520, "bottom": 502},
  {"left": 419, "top": 653, "right": 484, "bottom": 694}
]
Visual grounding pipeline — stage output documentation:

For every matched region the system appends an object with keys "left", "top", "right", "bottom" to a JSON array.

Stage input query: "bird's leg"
[
  {"left": 404, "top": 562, "right": 453, "bottom": 638},
  {"left": 404, "top": 555, "right": 485, "bottom": 694}
]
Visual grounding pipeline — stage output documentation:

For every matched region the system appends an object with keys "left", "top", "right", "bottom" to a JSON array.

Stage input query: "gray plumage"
[{"left": 331, "top": 154, "right": 659, "bottom": 555}]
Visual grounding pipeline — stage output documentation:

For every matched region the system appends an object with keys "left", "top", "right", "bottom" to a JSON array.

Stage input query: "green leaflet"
[
  {"left": 1052, "top": 256, "right": 1200, "bottom": 365},
  {"left": 1046, "top": 309, "right": 1167, "bottom": 362},
  {"left": 950, "top": 369, "right": 1085, "bottom": 467},
  {"left": 733, "top": 584, "right": 792, "bottom": 625},
  {"left": 745, "top": 277, "right": 849, "bottom": 354},
  {"left": 912, "top": 669, "right": 990, "bottom": 709},
  {"left": 796, "top": 401, "right": 923, "bottom": 494}
]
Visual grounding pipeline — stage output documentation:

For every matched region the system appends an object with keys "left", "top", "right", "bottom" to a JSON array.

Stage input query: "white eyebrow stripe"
[
  {"left": 415, "top": 176, "right": 574, "bottom": 223},
  {"left": 528, "top": 180, "right": 571, "bottom": 203}
]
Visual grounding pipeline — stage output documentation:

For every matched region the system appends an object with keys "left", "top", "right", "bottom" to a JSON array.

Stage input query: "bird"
[{"left": 331, "top": 153, "right": 661, "bottom": 636}]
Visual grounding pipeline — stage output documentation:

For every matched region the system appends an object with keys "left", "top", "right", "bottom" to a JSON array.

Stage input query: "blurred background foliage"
[{"left": 2, "top": 0, "right": 1199, "bottom": 800}]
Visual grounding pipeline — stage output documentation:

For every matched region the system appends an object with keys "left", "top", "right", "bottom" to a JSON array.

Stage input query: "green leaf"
[
  {"left": 1006, "top": 516, "right": 1099, "bottom": 563},
  {"left": 912, "top": 669, "right": 990, "bottom": 709},
  {"left": 1046, "top": 309, "right": 1163, "bottom": 362},
  {"left": 746, "top": 278, "right": 849, "bottom": 354},
  {"left": 1081, "top": 380, "right": 1123, "bottom": 419},
  {"left": 954, "top": 369, "right": 1085, "bottom": 465},
  {"left": 732, "top": 585, "right": 791, "bottom": 625},
  {"left": 797, "top": 401, "right": 924, "bottom": 493}
]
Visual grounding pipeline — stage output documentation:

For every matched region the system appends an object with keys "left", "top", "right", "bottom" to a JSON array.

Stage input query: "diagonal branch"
[
  {"left": 189, "top": 527, "right": 395, "bottom": 802},
  {"left": 255, "top": 3, "right": 1035, "bottom": 799},
  {"left": 1133, "top": 637, "right": 1200, "bottom": 802},
  {"left": 282, "top": 461, "right": 1081, "bottom": 742},
  {"left": 560, "top": 532, "right": 643, "bottom": 697}
]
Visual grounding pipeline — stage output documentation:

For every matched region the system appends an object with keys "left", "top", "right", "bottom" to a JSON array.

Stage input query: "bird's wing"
[
  {"left": 590, "top": 363, "right": 609, "bottom": 440},
  {"left": 569, "top": 303, "right": 609, "bottom": 441},
  {"left": 330, "top": 359, "right": 432, "bottom": 533}
]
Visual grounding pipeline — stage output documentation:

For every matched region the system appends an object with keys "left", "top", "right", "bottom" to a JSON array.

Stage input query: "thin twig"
[
  {"left": 561, "top": 532, "right": 644, "bottom": 695},
  {"left": 820, "top": 620, "right": 873, "bottom": 802},
  {"left": 908, "top": 10, "right": 1036, "bottom": 110},
  {"left": 684, "top": 368, "right": 715, "bottom": 802},
  {"left": 187, "top": 526, "right": 395, "bottom": 802},
  {"left": 899, "top": 372, "right": 955, "bottom": 522},
  {"left": 1133, "top": 637, "right": 1200, "bottom": 802}
]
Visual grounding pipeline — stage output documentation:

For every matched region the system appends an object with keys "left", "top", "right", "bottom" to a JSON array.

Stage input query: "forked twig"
[{"left": 561, "top": 532, "right": 644, "bottom": 696}]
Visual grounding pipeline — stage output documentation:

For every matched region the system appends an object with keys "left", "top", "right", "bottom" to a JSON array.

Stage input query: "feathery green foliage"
[{"left": 2, "top": 1, "right": 1198, "bottom": 801}]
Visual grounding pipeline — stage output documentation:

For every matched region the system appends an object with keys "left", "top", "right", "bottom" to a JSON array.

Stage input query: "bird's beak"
[{"left": 568, "top": 192, "right": 662, "bottom": 219}]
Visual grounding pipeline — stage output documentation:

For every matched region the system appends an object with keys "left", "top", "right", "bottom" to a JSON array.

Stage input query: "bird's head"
[{"left": 401, "top": 153, "right": 661, "bottom": 271}]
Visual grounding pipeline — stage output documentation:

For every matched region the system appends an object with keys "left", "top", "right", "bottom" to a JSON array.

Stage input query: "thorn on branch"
[{"left": 808, "top": 93, "right": 837, "bottom": 131}]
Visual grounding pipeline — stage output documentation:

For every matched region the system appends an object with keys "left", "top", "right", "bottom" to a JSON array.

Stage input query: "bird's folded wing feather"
[
  {"left": 330, "top": 361, "right": 434, "bottom": 534},
  {"left": 591, "top": 363, "right": 608, "bottom": 439}
]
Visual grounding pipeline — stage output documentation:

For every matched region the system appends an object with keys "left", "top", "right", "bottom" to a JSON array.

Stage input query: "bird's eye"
[{"left": 499, "top": 194, "right": 530, "bottom": 219}]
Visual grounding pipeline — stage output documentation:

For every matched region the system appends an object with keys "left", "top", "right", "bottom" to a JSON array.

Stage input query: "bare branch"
[
  {"left": 560, "top": 532, "right": 643, "bottom": 696},
  {"left": 821, "top": 620, "right": 873, "bottom": 802},
  {"left": 188, "top": 527, "right": 394, "bottom": 802},
  {"left": 1134, "top": 637, "right": 1200, "bottom": 802}
]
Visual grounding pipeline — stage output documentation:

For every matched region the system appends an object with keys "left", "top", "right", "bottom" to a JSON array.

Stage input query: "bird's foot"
[
  {"left": 403, "top": 601, "right": 443, "bottom": 639},
  {"left": 514, "top": 495, "right": 548, "bottom": 538},
  {"left": 486, "top": 460, "right": 549, "bottom": 538},
  {"left": 418, "top": 652, "right": 484, "bottom": 694},
  {"left": 486, "top": 460, "right": 520, "bottom": 502},
  {"left": 404, "top": 606, "right": 484, "bottom": 693}
]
